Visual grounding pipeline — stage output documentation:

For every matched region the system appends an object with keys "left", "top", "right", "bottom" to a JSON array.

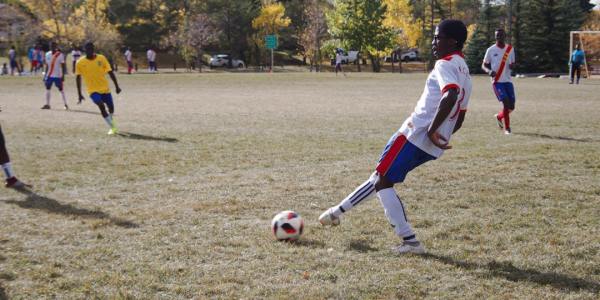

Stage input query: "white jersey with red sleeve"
[
  {"left": 45, "top": 50, "right": 65, "bottom": 78},
  {"left": 483, "top": 44, "right": 515, "bottom": 83},
  {"left": 399, "top": 51, "right": 472, "bottom": 158}
]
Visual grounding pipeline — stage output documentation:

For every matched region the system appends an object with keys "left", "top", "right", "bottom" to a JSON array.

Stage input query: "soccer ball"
[{"left": 271, "top": 210, "right": 304, "bottom": 241}]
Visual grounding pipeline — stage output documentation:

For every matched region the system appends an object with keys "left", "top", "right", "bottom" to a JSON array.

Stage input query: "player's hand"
[
  {"left": 428, "top": 131, "right": 452, "bottom": 150},
  {"left": 78, "top": 94, "right": 85, "bottom": 104},
  {"left": 116, "top": 86, "right": 122, "bottom": 94},
  {"left": 488, "top": 70, "right": 496, "bottom": 77}
]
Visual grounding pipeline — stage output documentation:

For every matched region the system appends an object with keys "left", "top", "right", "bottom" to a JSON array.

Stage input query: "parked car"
[
  {"left": 209, "top": 54, "right": 245, "bottom": 68},
  {"left": 384, "top": 49, "right": 420, "bottom": 62},
  {"left": 330, "top": 49, "right": 360, "bottom": 65}
]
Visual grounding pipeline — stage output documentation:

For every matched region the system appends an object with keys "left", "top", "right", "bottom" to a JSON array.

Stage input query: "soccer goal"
[{"left": 570, "top": 31, "right": 600, "bottom": 78}]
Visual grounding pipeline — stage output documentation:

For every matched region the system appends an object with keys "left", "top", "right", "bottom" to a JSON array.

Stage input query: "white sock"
[
  {"left": 60, "top": 91, "right": 67, "bottom": 105},
  {"left": 377, "top": 188, "right": 417, "bottom": 242},
  {"left": 332, "top": 172, "right": 377, "bottom": 217},
  {"left": 2, "top": 162, "right": 15, "bottom": 179},
  {"left": 45, "top": 90, "right": 51, "bottom": 105},
  {"left": 104, "top": 116, "right": 113, "bottom": 128}
]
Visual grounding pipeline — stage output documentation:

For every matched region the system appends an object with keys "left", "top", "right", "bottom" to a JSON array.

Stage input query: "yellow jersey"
[{"left": 75, "top": 54, "right": 112, "bottom": 94}]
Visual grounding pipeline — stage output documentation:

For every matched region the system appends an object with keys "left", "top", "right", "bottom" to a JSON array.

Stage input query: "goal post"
[{"left": 570, "top": 31, "right": 600, "bottom": 79}]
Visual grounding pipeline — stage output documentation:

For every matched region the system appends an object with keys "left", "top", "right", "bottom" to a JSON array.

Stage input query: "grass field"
[{"left": 0, "top": 72, "right": 599, "bottom": 299}]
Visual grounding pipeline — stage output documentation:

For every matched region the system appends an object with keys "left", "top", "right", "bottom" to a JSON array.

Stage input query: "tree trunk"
[{"left": 370, "top": 54, "right": 381, "bottom": 72}]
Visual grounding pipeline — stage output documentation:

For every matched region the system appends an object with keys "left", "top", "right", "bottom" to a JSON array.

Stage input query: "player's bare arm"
[
  {"left": 76, "top": 74, "right": 85, "bottom": 103},
  {"left": 108, "top": 71, "right": 122, "bottom": 94},
  {"left": 482, "top": 62, "right": 495, "bottom": 77},
  {"left": 453, "top": 110, "right": 466, "bottom": 133},
  {"left": 427, "top": 88, "right": 459, "bottom": 149}
]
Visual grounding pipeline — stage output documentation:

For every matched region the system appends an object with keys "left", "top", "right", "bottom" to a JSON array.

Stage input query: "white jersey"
[
  {"left": 399, "top": 52, "right": 472, "bottom": 158},
  {"left": 147, "top": 49, "right": 156, "bottom": 62},
  {"left": 8, "top": 49, "right": 16, "bottom": 61},
  {"left": 125, "top": 50, "right": 132, "bottom": 62},
  {"left": 45, "top": 51, "right": 65, "bottom": 78},
  {"left": 71, "top": 50, "right": 81, "bottom": 62},
  {"left": 335, "top": 53, "right": 342, "bottom": 64},
  {"left": 483, "top": 44, "right": 515, "bottom": 83}
]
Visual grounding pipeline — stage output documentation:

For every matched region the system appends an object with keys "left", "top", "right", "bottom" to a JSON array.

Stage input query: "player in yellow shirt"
[{"left": 76, "top": 42, "right": 122, "bottom": 135}]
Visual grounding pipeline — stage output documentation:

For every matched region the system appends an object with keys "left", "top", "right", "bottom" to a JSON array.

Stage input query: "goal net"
[{"left": 570, "top": 31, "right": 600, "bottom": 78}]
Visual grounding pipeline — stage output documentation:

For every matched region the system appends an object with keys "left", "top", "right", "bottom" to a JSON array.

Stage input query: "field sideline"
[{"left": 0, "top": 73, "right": 599, "bottom": 298}]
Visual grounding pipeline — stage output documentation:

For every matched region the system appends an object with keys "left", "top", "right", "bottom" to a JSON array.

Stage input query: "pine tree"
[{"left": 465, "top": 0, "right": 496, "bottom": 73}]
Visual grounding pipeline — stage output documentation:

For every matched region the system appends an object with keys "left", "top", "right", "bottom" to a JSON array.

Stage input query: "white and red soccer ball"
[{"left": 271, "top": 210, "right": 304, "bottom": 241}]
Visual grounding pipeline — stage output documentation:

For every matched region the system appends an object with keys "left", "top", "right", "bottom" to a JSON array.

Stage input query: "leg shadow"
[
  {"left": 347, "top": 239, "right": 378, "bottom": 253},
  {"left": 514, "top": 132, "right": 597, "bottom": 143},
  {"left": 0, "top": 283, "right": 6, "bottom": 300},
  {"left": 67, "top": 108, "right": 101, "bottom": 116},
  {"left": 3, "top": 187, "right": 138, "bottom": 228},
  {"left": 421, "top": 253, "right": 600, "bottom": 293},
  {"left": 117, "top": 131, "right": 178, "bottom": 143}
]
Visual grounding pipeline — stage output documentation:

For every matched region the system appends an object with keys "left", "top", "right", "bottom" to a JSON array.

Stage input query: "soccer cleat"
[
  {"left": 107, "top": 128, "right": 117, "bottom": 135},
  {"left": 318, "top": 208, "right": 340, "bottom": 226},
  {"left": 5, "top": 177, "right": 25, "bottom": 188},
  {"left": 494, "top": 114, "right": 503, "bottom": 130},
  {"left": 391, "top": 242, "right": 426, "bottom": 255},
  {"left": 41, "top": 104, "right": 50, "bottom": 109},
  {"left": 110, "top": 118, "right": 118, "bottom": 134},
  {"left": 504, "top": 128, "right": 512, "bottom": 135},
  {"left": 64, "top": 105, "right": 69, "bottom": 110}
]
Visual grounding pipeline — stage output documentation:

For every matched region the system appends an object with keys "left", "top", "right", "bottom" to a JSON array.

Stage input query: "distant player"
[
  {"left": 334, "top": 49, "right": 343, "bottom": 76},
  {"left": 71, "top": 46, "right": 82, "bottom": 74},
  {"left": 41, "top": 42, "right": 69, "bottom": 110},
  {"left": 570, "top": 43, "right": 585, "bottom": 85},
  {"left": 147, "top": 47, "right": 157, "bottom": 72},
  {"left": 125, "top": 47, "right": 133, "bottom": 74},
  {"left": 8, "top": 46, "right": 18, "bottom": 76},
  {"left": 482, "top": 28, "right": 516, "bottom": 135},
  {"left": 319, "top": 20, "right": 471, "bottom": 254},
  {"left": 76, "top": 42, "right": 122, "bottom": 135}
]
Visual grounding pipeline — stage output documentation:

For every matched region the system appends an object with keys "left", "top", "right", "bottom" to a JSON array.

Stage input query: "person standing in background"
[
  {"left": 125, "top": 47, "right": 133, "bottom": 74},
  {"left": 569, "top": 43, "right": 585, "bottom": 85}
]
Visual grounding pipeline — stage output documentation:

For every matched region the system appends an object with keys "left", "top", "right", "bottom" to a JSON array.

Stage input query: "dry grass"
[{"left": 0, "top": 72, "right": 599, "bottom": 299}]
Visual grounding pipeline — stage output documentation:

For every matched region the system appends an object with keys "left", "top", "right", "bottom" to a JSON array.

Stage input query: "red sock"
[
  {"left": 503, "top": 108, "right": 510, "bottom": 129},
  {"left": 497, "top": 110, "right": 504, "bottom": 120}
]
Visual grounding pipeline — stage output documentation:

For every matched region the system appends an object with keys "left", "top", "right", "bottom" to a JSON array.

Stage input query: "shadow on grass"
[
  {"left": 421, "top": 253, "right": 600, "bottom": 293},
  {"left": 347, "top": 239, "right": 378, "bottom": 253},
  {"left": 67, "top": 108, "right": 101, "bottom": 115},
  {"left": 0, "top": 283, "right": 6, "bottom": 300},
  {"left": 514, "top": 132, "right": 597, "bottom": 143},
  {"left": 292, "top": 238, "right": 327, "bottom": 249},
  {"left": 3, "top": 187, "right": 138, "bottom": 229},
  {"left": 117, "top": 131, "right": 178, "bottom": 143}
]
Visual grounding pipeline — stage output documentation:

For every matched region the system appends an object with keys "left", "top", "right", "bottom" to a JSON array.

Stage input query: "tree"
[
  {"left": 464, "top": 0, "right": 496, "bottom": 73},
  {"left": 168, "top": 13, "right": 220, "bottom": 72},
  {"left": 298, "top": 0, "right": 328, "bottom": 71},
  {"left": 251, "top": 2, "right": 291, "bottom": 67},
  {"left": 328, "top": 0, "right": 394, "bottom": 72}
]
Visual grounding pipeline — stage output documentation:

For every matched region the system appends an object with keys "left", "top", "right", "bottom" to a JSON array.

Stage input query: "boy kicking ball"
[
  {"left": 319, "top": 20, "right": 471, "bottom": 255},
  {"left": 76, "top": 42, "right": 122, "bottom": 135}
]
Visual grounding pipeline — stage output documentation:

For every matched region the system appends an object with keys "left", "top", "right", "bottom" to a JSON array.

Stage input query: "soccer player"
[
  {"left": 1, "top": 108, "right": 27, "bottom": 188},
  {"left": 147, "top": 47, "right": 157, "bottom": 72},
  {"left": 570, "top": 43, "right": 585, "bottom": 85},
  {"left": 334, "top": 49, "right": 343, "bottom": 76},
  {"left": 319, "top": 20, "right": 471, "bottom": 254},
  {"left": 71, "top": 46, "right": 82, "bottom": 74},
  {"left": 76, "top": 42, "right": 122, "bottom": 135},
  {"left": 8, "top": 46, "right": 18, "bottom": 76},
  {"left": 125, "top": 47, "right": 133, "bottom": 74},
  {"left": 482, "top": 28, "right": 516, "bottom": 135},
  {"left": 41, "top": 42, "right": 69, "bottom": 110}
]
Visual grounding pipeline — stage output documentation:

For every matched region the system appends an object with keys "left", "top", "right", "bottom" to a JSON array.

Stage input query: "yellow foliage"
[
  {"left": 252, "top": 3, "right": 291, "bottom": 35},
  {"left": 383, "top": 0, "right": 422, "bottom": 49}
]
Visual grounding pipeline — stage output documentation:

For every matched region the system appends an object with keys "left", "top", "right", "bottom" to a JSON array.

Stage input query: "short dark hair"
[
  {"left": 496, "top": 28, "right": 505, "bottom": 32},
  {"left": 438, "top": 19, "right": 468, "bottom": 50}
]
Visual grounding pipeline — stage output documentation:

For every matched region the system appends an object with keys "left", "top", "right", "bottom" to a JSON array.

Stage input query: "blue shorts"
[
  {"left": 493, "top": 82, "right": 516, "bottom": 109},
  {"left": 44, "top": 77, "right": 63, "bottom": 90},
  {"left": 90, "top": 93, "right": 114, "bottom": 107},
  {"left": 375, "top": 132, "right": 436, "bottom": 184}
]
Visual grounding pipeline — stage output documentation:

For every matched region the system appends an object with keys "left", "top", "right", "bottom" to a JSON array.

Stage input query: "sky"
[{"left": 592, "top": 0, "right": 600, "bottom": 9}]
